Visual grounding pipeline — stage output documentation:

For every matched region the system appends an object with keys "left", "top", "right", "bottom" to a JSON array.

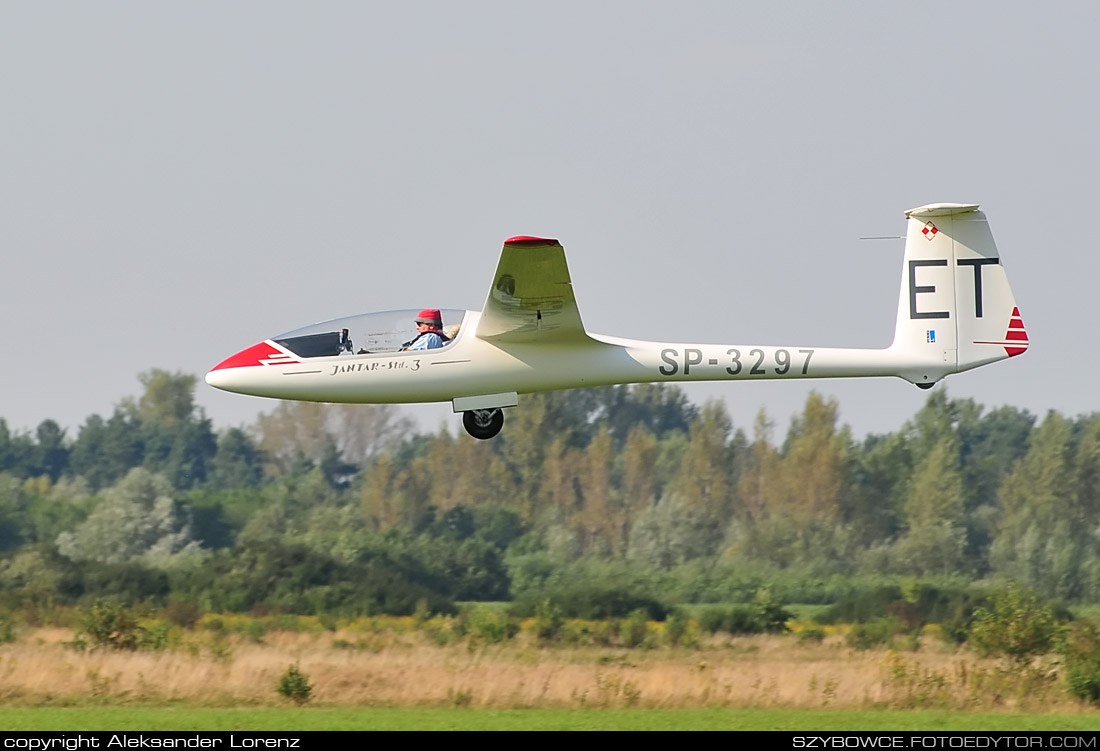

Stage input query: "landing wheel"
[{"left": 463, "top": 408, "right": 504, "bottom": 440}]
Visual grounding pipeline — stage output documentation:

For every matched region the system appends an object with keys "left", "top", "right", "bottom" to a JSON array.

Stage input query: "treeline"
[{"left": 1, "top": 369, "right": 1099, "bottom": 615}]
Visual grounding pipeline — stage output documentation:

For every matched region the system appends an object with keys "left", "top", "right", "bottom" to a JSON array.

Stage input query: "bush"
[
  {"left": 511, "top": 580, "right": 667, "bottom": 621},
  {"left": 845, "top": 617, "right": 908, "bottom": 650},
  {"left": 797, "top": 625, "right": 826, "bottom": 643},
  {"left": 162, "top": 598, "right": 202, "bottom": 629},
  {"left": 74, "top": 601, "right": 143, "bottom": 651},
  {"left": 818, "top": 586, "right": 904, "bottom": 625},
  {"left": 463, "top": 606, "right": 519, "bottom": 645},
  {"left": 561, "top": 619, "right": 615, "bottom": 647},
  {"left": 276, "top": 663, "right": 313, "bottom": 705},
  {"left": 664, "top": 609, "right": 696, "bottom": 647},
  {"left": 968, "top": 584, "right": 1061, "bottom": 662},
  {"left": 534, "top": 599, "right": 565, "bottom": 642},
  {"left": 619, "top": 609, "right": 650, "bottom": 648},
  {"left": 1060, "top": 618, "right": 1100, "bottom": 702},
  {"left": 70, "top": 601, "right": 180, "bottom": 652},
  {"left": 697, "top": 607, "right": 724, "bottom": 635},
  {"left": 819, "top": 583, "right": 977, "bottom": 626},
  {"left": 752, "top": 588, "right": 792, "bottom": 634},
  {"left": 696, "top": 589, "right": 792, "bottom": 636},
  {"left": 698, "top": 605, "right": 755, "bottom": 635},
  {"left": 0, "top": 609, "right": 15, "bottom": 644}
]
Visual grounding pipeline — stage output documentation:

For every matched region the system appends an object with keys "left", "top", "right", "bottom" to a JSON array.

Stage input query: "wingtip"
[{"left": 504, "top": 235, "right": 560, "bottom": 246}]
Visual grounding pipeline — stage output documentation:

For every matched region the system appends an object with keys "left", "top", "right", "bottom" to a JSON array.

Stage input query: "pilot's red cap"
[{"left": 415, "top": 309, "right": 442, "bottom": 327}]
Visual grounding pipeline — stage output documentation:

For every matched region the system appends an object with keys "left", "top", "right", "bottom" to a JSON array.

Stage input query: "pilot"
[{"left": 403, "top": 309, "right": 451, "bottom": 351}]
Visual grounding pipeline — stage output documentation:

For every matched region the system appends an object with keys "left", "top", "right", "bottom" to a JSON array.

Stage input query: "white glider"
[{"left": 206, "top": 203, "right": 1028, "bottom": 439}]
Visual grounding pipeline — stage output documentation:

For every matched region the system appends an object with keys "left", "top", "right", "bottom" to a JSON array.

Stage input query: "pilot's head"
[{"left": 415, "top": 309, "right": 443, "bottom": 332}]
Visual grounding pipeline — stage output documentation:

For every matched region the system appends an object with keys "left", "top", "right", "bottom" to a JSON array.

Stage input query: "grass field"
[
  {"left": 2, "top": 618, "right": 1099, "bottom": 731},
  {"left": 2, "top": 707, "right": 1100, "bottom": 731}
]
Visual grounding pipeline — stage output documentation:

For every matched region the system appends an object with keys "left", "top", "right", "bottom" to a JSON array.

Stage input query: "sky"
[{"left": 2, "top": 2, "right": 1097, "bottom": 442}]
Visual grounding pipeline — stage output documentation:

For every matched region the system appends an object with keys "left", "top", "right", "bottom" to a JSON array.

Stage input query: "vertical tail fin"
[{"left": 890, "top": 203, "right": 1027, "bottom": 387}]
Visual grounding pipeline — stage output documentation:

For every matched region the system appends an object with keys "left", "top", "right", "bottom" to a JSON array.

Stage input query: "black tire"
[{"left": 462, "top": 408, "right": 504, "bottom": 439}]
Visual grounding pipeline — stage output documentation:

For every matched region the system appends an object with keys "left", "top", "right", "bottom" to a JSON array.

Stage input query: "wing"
[{"left": 473, "top": 236, "right": 596, "bottom": 344}]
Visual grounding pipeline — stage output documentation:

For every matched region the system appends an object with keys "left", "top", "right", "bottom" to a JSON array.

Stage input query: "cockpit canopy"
[{"left": 273, "top": 308, "right": 468, "bottom": 358}]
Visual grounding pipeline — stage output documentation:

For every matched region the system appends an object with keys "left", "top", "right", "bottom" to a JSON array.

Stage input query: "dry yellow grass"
[{"left": 0, "top": 627, "right": 1086, "bottom": 712}]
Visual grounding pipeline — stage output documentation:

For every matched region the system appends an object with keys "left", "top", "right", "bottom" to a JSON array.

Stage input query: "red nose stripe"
[{"left": 211, "top": 342, "right": 300, "bottom": 371}]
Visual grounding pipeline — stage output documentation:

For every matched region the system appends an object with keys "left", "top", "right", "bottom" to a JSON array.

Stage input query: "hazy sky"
[{"left": 2, "top": 2, "right": 1097, "bottom": 441}]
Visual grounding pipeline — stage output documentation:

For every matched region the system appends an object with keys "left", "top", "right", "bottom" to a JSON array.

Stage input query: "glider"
[{"left": 206, "top": 203, "right": 1027, "bottom": 439}]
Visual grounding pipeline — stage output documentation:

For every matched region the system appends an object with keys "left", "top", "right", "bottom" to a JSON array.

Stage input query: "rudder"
[
  {"left": 889, "top": 203, "right": 1026, "bottom": 387},
  {"left": 947, "top": 206, "right": 1028, "bottom": 371}
]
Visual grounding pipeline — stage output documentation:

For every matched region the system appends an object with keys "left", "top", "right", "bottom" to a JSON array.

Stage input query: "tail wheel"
[{"left": 462, "top": 408, "right": 504, "bottom": 440}]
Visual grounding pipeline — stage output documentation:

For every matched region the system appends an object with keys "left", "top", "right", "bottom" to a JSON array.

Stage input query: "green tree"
[
  {"left": 124, "top": 370, "right": 218, "bottom": 490},
  {"left": 360, "top": 453, "right": 433, "bottom": 533},
  {"left": 738, "top": 409, "right": 780, "bottom": 524},
  {"left": 628, "top": 490, "right": 726, "bottom": 569},
  {"left": 619, "top": 424, "right": 659, "bottom": 557},
  {"left": 143, "top": 417, "right": 217, "bottom": 490},
  {"left": 893, "top": 436, "right": 968, "bottom": 575},
  {"left": 846, "top": 431, "right": 910, "bottom": 546},
  {"left": 990, "top": 412, "right": 1085, "bottom": 597},
  {"left": 255, "top": 402, "right": 410, "bottom": 478},
  {"left": 773, "top": 392, "right": 848, "bottom": 523},
  {"left": 1072, "top": 415, "right": 1100, "bottom": 527},
  {"left": 209, "top": 428, "right": 265, "bottom": 490},
  {"left": 0, "top": 474, "right": 29, "bottom": 552},
  {"left": 674, "top": 400, "right": 734, "bottom": 520},
  {"left": 570, "top": 426, "right": 617, "bottom": 556},
  {"left": 34, "top": 420, "right": 70, "bottom": 481},
  {"left": 56, "top": 468, "right": 202, "bottom": 565},
  {"left": 593, "top": 384, "right": 698, "bottom": 444},
  {"left": 23, "top": 476, "right": 90, "bottom": 545},
  {"left": 136, "top": 370, "right": 198, "bottom": 428},
  {"left": 995, "top": 412, "right": 1071, "bottom": 537},
  {"left": 956, "top": 403, "right": 1034, "bottom": 512},
  {"left": 255, "top": 402, "right": 334, "bottom": 476},
  {"left": 0, "top": 420, "right": 41, "bottom": 478},
  {"left": 69, "top": 412, "right": 144, "bottom": 491},
  {"left": 361, "top": 453, "right": 398, "bottom": 530}
]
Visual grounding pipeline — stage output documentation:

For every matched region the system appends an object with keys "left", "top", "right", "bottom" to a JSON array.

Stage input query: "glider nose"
[
  {"left": 205, "top": 346, "right": 256, "bottom": 393},
  {"left": 206, "top": 341, "right": 288, "bottom": 394},
  {"left": 204, "top": 366, "right": 233, "bottom": 392}
]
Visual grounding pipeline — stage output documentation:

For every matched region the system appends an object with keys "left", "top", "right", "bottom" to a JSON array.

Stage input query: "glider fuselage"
[{"left": 206, "top": 310, "right": 961, "bottom": 404}]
